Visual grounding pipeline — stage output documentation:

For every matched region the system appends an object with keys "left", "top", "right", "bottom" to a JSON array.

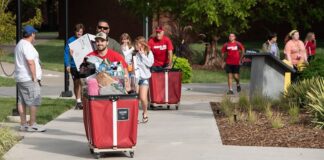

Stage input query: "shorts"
[
  {"left": 70, "top": 67, "right": 81, "bottom": 80},
  {"left": 17, "top": 81, "right": 41, "bottom": 107},
  {"left": 138, "top": 79, "right": 149, "bottom": 86},
  {"left": 225, "top": 64, "right": 240, "bottom": 74}
]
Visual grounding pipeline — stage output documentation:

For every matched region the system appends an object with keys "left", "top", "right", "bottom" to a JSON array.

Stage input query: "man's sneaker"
[
  {"left": 19, "top": 124, "right": 28, "bottom": 131},
  {"left": 237, "top": 85, "right": 241, "bottom": 93},
  {"left": 27, "top": 123, "right": 46, "bottom": 132},
  {"left": 227, "top": 90, "right": 234, "bottom": 95},
  {"left": 75, "top": 102, "right": 83, "bottom": 110}
]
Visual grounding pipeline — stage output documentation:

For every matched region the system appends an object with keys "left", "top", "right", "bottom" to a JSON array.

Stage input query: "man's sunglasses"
[{"left": 97, "top": 26, "right": 109, "bottom": 30}]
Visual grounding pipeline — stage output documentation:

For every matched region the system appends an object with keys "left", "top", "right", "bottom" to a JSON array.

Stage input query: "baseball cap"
[
  {"left": 156, "top": 26, "right": 164, "bottom": 32},
  {"left": 95, "top": 32, "right": 107, "bottom": 41},
  {"left": 23, "top": 25, "right": 38, "bottom": 35}
]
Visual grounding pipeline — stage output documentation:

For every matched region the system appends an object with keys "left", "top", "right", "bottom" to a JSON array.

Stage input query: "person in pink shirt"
[{"left": 284, "top": 30, "right": 308, "bottom": 66}]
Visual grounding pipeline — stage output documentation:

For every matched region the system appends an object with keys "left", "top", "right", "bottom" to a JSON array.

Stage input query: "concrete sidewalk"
[{"left": 3, "top": 91, "right": 324, "bottom": 160}]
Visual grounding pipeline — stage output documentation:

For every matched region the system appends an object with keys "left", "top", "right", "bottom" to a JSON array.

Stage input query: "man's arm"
[
  {"left": 167, "top": 50, "right": 173, "bottom": 68},
  {"left": 239, "top": 43, "right": 245, "bottom": 64},
  {"left": 27, "top": 59, "right": 37, "bottom": 82},
  {"left": 240, "top": 48, "right": 245, "bottom": 62}
]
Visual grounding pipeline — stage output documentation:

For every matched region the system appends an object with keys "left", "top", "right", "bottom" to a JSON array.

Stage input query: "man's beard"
[{"left": 97, "top": 45, "right": 107, "bottom": 51}]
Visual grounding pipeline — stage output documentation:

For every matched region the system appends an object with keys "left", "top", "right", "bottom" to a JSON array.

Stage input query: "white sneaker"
[
  {"left": 27, "top": 123, "right": 46, "bottom": 132},
  {"left": 19, "top": 124, "right": 28, "bottom": 131}
]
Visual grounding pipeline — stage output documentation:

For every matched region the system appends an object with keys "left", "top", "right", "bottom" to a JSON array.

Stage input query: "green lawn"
[
  {"left": 1, "top": 39, "right": 65, "bottom": 72},
  {"left": 0, "top": 77, "right": 15, "bottom": 87},
  {"left": 0, "top": 97, "right": 74, "bottom": 124},
  {"left": 192, "top": 67, "right": 250, "bottom": 83}
]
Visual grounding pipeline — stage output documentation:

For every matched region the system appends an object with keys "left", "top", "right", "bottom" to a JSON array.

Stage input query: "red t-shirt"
[
  {"left": 305, "top": 40, "right": 316, "bottom": 56},
  {"left": 148, "top": 36, "right": 174, "bottom": 67},
  {"left": 221, "top": 41, "right": 245, "bottom": 65},
  {"left": 87, "top": 49, "right": 127, "bottom": 69}
]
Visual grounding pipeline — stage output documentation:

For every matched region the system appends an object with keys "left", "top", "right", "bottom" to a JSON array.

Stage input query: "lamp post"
[
  {"left": 12, "top": 0, "right": 22, "bottom": 116},
  {"left": 143, "top": 2, "right": 149, "bottom": 40},
  {"left": 60, "top": 0, "right": 72, "bottom": 97}
]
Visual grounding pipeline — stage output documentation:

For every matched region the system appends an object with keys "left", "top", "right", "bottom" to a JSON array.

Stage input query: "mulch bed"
[{"left": 210, "top": 102, "right": 324, "bottom": 148}]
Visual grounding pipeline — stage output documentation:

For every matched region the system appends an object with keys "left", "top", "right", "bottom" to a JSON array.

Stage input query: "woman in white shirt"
[
  {"left": 120, "top": 33, "right": 134, "bottom": 65},
  {"left": 134, "top": 36, "right": 154, "bottom": 123}
]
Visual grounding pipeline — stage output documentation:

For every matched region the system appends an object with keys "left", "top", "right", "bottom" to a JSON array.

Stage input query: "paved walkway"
[{"left": 0, "top": 62, "right": 323, "bottom": 160}]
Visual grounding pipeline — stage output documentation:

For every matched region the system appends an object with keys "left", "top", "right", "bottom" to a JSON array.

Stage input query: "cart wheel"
[
  {"left": 89, "top": 148, "right": 94, "bottom": 154},
  {"left": 150, "top": 104, "right": 155, "bottom": 110},
  {"left": 167, "top": 105, "right": 170, "bottom": 110},
  {"left": 176, "top": 106, "right": 179, "bottom": 110},
  {"left": 94, "top": 153, "right": 101, "bottom": 159},
  {"left": 129, "top": 151, "right": 134, "bottom": 158}
]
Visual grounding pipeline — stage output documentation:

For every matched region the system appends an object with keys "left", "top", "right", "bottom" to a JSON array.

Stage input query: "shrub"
[
  {"left": 172, "top": 55, "right": 192, "bottom": 83},
  {"left": 271, "top": 114, "right": 284, "bottom": 129},
  {"left": 238, "top": 92, "right": 250, "bottom": 111},
  {"left": 247, "top": 106, "right": 257, "bottom": 124},
  {"left": 265, "top": 103, "right": 273, "bottom": 120},
  {"left": 220, "top": 95, "right": 235, "bottom": 117},
  {"left": 0, "top": 127, "right": 18, "bottom": 157},
  {"left": 0, "top": 1, "right": 15, "bottom": 43},
  {"left": 282, "top": 77, "right": 318, "bottom": 108},
  {"left": 306, "top": 77, "right": 324, "bottom": 129},
  {"left": 251, "top": 93, "right": 270, "bottom": 112},
  {"left": 288, "top": 103, "right": 300, "bottom": 124},
  {"left": 300, "top": 52, "right": 324, "bottom": 80}
]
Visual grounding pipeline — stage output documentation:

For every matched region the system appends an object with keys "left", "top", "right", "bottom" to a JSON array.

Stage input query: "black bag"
[{"left": 79, "top": 57, "right": 96, "bottom": 78}]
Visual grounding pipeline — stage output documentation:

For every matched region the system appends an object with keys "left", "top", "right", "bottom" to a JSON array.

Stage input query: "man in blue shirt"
[{"left": 64, "top": 23, "right": 85, "bottom": 109}]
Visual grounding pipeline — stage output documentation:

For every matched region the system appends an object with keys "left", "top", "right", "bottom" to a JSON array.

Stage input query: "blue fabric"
[
  {"left": 270, "top": 43, "right": 277, "bottom": 56},
  {"left": 64, "top": 36, "right": 77, "bottom": 68}
]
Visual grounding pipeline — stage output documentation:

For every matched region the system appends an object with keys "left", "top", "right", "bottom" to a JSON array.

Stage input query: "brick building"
[{"left": 58, "top": 0, "right": 150, "bottom": 41}]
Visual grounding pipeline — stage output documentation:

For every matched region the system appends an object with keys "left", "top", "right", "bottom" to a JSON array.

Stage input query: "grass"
[
  {"left": 271, "top": 114, "right": 284, "bottom": 129},
  {"left": 288, "top": 104, "right": 300, "bottom": 124},
  {"left": 0, "top": 77, "right": 15, "bottom": 87},
  {"left": 220, "top": 95, "right": 235, "bottom": 117},
  {"left": 0, "top": 97, "right": 74, "bottom": 124},
  {"left": 0, "top": 127, "right": 18, "bottom": 159},
  {"left": 238, "top": 91, "right": 250, "bottom": 111},
  {"left": 251, "top": 92, "right": 271, "bottom": 112},
  {"left": 191, "top": 67, "right": 250, "bottom": 83},
  {"left": 247, "top": 106, "right": 257, "bottom": 124},
  {"left": 0, "top": 39, "right": 65, "bottom": 72},
  {"left": 265, "top": 103, "right": 273, "bottom": 120}
]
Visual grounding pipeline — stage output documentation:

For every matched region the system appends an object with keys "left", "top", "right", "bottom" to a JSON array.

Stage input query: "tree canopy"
[
  {"left": 0, "top": 0, "right": 43, "bottom": 44},
  {"left": 120, "top": 0, "right": 324, "bottom": 39}
]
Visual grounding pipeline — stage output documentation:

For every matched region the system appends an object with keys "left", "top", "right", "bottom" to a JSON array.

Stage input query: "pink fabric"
[
  {"left": 87, "top": 78, "right": 99, "bottom": 96},
  {"left": 284, "top": 40, "right": 307, "bottom": 65}
]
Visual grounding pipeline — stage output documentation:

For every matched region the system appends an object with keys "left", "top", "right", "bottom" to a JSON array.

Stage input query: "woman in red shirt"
[{"left": 304, "top": 32, "right": 316, "bottom": 62}]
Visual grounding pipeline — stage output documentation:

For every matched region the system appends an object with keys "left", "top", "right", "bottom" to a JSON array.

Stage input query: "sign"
[
  {"left": 68, "top": 34, "right": 96, "bottom": 71},
  {"left": 117, "top": 108, "right": 129, "bottom": 121}
]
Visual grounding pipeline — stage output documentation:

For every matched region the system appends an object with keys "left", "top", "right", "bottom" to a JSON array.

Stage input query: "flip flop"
[{"left": 142, "top": 114, "right": 148, "bottom": 123}]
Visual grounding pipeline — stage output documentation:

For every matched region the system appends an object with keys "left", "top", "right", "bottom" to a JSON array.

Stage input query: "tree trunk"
[{"left": 203, "top": 35, "right": 223, "bottom": 69}]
